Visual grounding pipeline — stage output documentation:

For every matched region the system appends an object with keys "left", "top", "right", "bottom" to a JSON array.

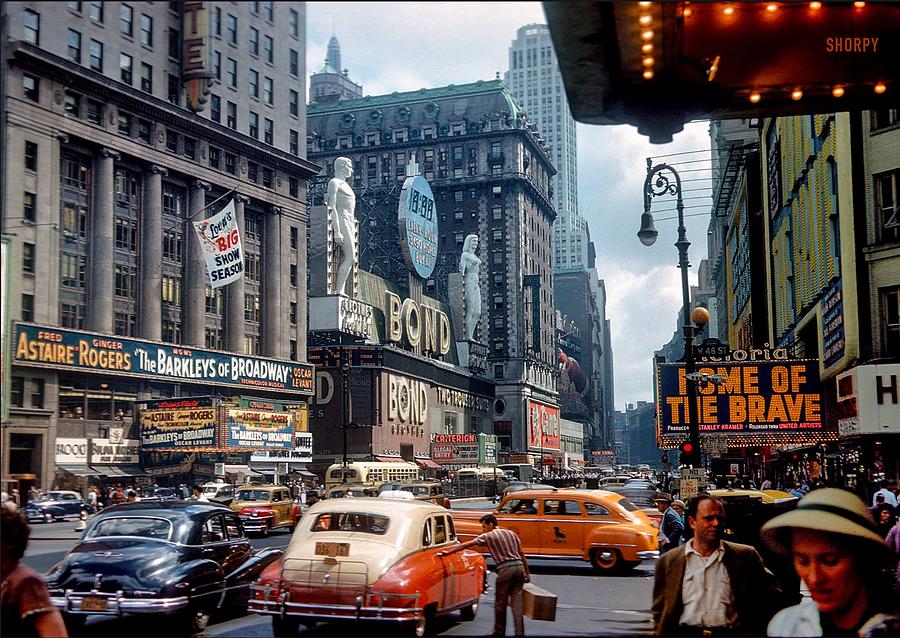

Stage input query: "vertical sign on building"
[
  {"left": 182, "top": 2, "right": 213, "bottom": 112},
  {"left": 0, "top": 236, "right": 10, "bottom": 423}
]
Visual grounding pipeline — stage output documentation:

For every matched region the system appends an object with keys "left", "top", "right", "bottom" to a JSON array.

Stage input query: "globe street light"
[{"left": 638, "top": 159, "right": 704, "bottom": 467}]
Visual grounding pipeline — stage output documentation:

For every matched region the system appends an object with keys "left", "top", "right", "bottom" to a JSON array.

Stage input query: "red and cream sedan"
[{"left": 250, "top": 497, "right": 487, "bottom": 636}]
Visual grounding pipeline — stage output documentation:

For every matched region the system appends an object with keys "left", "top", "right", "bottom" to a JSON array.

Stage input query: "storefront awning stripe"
[
  {"left": 57, "top": 464, "right": 102, "bottom": 477},
  {"left": 92, "top": 465, "right": 146, "bottom": 477},
  {"left": 375, "top": 456, "right": 402, "bottom": 463},
  {"left": 223, "top": 465, "right": 264, "bottom": 477},
  {"left": 416, "top": 459, "right": 441, "bottom": 469}
]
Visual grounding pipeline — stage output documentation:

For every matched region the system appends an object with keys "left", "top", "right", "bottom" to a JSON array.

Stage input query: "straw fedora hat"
[{"left": 760, "top": 488, "right": 894, "bottom": 560}]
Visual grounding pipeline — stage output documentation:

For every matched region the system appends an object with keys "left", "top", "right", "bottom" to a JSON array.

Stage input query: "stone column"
[
  {"left": 225, "top": 194, "right": 249, "bottom": 353},
  {"left": 88, "top": 148, "right": 119, "bottom": 333},
  {"left": 140, "top": 165, "right": 167, "bottom": 341},
  {"left": 182, "top": 180, "right": 211, "bottom": 346},
  {"left": 262, "top": 205, "right": 283, "bottom": 357}
]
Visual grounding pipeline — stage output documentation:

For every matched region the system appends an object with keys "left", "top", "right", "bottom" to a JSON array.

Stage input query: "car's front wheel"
[
  {"left": 43, "top": 512, "right": 55, "bottom": 523},
  {"left": 590, "top": 547, "right": 622, "bottom": 574},
  {"left": 460, "top": 598, "right": 479, "bottom": 621},
  {"left": 271, "top": 616, "right": 299, "bottom": 636},
  {"left": 179, "top": 607, "right": 211, "bottom": 636}
]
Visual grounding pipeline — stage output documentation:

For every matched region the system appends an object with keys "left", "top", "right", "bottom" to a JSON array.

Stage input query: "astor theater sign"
[{"left": 656, "top": 358, "right": 826, "bottom": 446}]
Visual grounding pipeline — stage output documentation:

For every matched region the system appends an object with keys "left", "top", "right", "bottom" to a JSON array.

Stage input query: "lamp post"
[
  {"left": 339, "top": 347, "right": 353, "bottom": 484},
  {"left": 637, "top": 159, "right": 705, "bottom": 468}
]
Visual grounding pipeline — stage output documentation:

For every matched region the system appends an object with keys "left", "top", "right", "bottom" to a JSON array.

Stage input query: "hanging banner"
[{"left": 193, "top": 199, "right": 244, "bottom": 288}]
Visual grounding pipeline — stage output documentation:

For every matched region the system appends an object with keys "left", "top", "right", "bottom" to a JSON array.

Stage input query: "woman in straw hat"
[{"left": 760, "top": 488, "right": 899, "bottom": 637}]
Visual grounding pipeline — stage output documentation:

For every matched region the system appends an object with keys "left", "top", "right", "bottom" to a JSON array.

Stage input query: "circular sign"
[{"left": 398, "top": 175, "right": 438, "bottom": 279}]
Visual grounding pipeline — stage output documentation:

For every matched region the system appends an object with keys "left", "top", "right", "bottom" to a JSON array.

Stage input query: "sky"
[{"left": 306, "top": 2, "right": 715, "bottom": 410}]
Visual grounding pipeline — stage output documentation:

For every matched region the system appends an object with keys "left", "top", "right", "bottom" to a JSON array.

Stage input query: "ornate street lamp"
[{"left": 638, "top": 159, "right": 706, "bottom": 467}]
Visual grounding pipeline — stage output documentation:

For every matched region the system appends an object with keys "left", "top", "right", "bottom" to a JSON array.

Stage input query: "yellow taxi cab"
[
  {"left": 230, "top": 484, "right": 301, "bottom": 536},
  {"left": 451, "top": 488, "right": 658, "bottom": 574}
]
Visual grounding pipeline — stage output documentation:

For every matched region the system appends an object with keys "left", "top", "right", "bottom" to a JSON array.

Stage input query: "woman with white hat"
[{"left": 760, "top": 488, "right": 899, "bottom": 637}]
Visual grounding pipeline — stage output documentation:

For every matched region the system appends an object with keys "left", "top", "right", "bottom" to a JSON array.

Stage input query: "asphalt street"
[{"left": 23, "top": 520, "right": 655, "bottom": 637}]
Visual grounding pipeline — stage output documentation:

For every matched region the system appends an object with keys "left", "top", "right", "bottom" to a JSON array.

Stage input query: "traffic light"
[
  {"left": 661, "top": 452, "right": 669, "bottom": 465},
  {"left": 679, "top": 441, "right": 697, "bottom": 467}
]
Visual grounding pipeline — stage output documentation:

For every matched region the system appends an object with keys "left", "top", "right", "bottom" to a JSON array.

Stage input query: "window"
[
  {"left": 883, "top": 286, "right": 900, "bottom": 355},
  {"left": 167, "top": 74, "right": 180, "bottom": 104},
  {"left": 290, "top": 129, "right": 299, "bottom": 155},
  {"left": 115, "top": 217, "right": 137, "bottom": 251},
  {"left": 249, "top": 26, "right": 259, "bottom": 55},
  {"left": 135, "top": 119, "right": 151, "bottom": 143},
  {"left": 289, "top": 9, "right": 299, "bottom": 38},
  {"left": 140, "top": 62, "right": 153, "bottom": 92},
  {"left": 226, "top": 101, "right": 237, "bottom": 129},
  {"left": 225, "top": 152, "right": 236, "bottom": 175},
  {"left": 68, "top": 29, "right": 82, "bottom": 63},
  {"left": 876, "top": 170, "right": 899, "bottom": 243},
  {"left": 206, "top": 328, "right": 223, "bottom": 349},
  {"left": 114, "top": 312, "right": 135, "bottom": 336},
  {"left": 213, "top": 7, "right": 221, "bottom": 36},
  {"left": 290, "top": 227, "right": 298, "bottom": 249},
  {"left": 162, "top": 228, "right": 183, "bottom": 262},
  {"left": 168, "top": 28, "right": 180, "bottom": 60},
  {"left": 162, "top": 275, "right": 181, "bottom": 306},
  {"left": 89, "top": 39, "right": 103, "bottom": 71},
  {"left": 289, "top": 90, "right": 299, "bottom": 117},
  {"left": 213, "top": 51, "right": 221, "bottom": 80},
  {"left": 263, "top": 1, "right": 273, "bottom": 21},
  {"left": 166, "top": 129, "right": 179, "bottom": 152},
  {"left": 86, "top": 99, "right": 102, "bottom": 124},
  {"left": 290, "top": 302, "right": 297, "bottom": 324},
  {"left": 584, "top": 502, "right": 610, "bottom": 516},
  {"left": 263, "top": 77, "right": 273, "bottom": 105},
  {"left": 60, "top": 303, "right": 85, "bottom": 328},
  {"left": 244, "top": 254, "right": 260, "bottom": 281},
  {"left": 289, "top": 177, "right": 299, "bottom": 197},
  {"left": 183, "top": 137, "right": 196, "bottom": 160},
  {"left": 24, "top": 9, "right": 40, "bottom": 45},
  {"left": 117, "top": 112, "right": 132, "bottom": 135},
  {"left": 225, "top": 58, "right": 238, "bottom": 88},
  {"left": 64, "top": 91, "right": 81, "bottom": 117},
  {"left": 31, "top": 379, "right": 45, "bottom": 409},
  {"left": 120, "top": 4, "right": 134, "bottom": 36},
  {"left": 493, "top": 205, "right": 503, "bottom": 220},
  {"left": 23, "top": 243, "right": 35, "bottom": 274},
  {"left": 249, "top": 70, "right": 259, "bottom": 98},
  {"left": 244, "top": 294, "right": 260, "bottom": 321},
  {"left": 162, "top": 319, "right": 180, "bottom": 343},
  {"left": 25, "top": 142, "right": 38, "bottom": 172},
  {"left": 211, "top": 95, "right": 221, "bottom": 122},
  {"left": 289, "top": 49, "right": 298, "bottom": 76},
  {"left": 60, "top": 253, "right": 86, "bottom": 289},
  {"left": 248, "top": 162, "right": 258, "bottom": 183},
  {"left": 209, "top": 146, "right": 221, "bottom": 169},
  {"left": 23, "top": 74, "right": 39, "bottom": 101},
  {"left": 262, "top": 167, "right": 273, "bottom": 188},
  {"left": 114, "top": 265, "right": 136, "bottom": 298},
  {"left": 289, "top": 264, "right": 297, "bottom": 286},
  {"left": 23, "top": 192, "right": 36, "bottom": 222},
  {"left": 140, "top": 14, "right": 153, "bottom": 47},
  {"left": 249, "top": 111, "right": 259, "bottom": 139},
  {"left": 872, "top": 109, "right": 899, "bottom": 131},
  {"left": 493, "top": 229, "right": 503, "bottom": 243},
  {"left": 263, "top": 36, "right": 273, "bottom": 63},
  {"left": 21, "top": 294, "right": 34, "bottom": 321},
  {"left": 68, "top": 2, "right": 82, "bottom": 13},
  {"left": 264, "top": 119, "right": 273, "bottom": 145},
  {"left": 120, "top": 53, "right": 133, "bottom": 84},
  {"left": 226, "top": 14, "right": 237, "bottom": 45},
  {"left": 61, "top": 203, "right": 87, "bottom": 236},
  {"left": 11, "top": 377, "right": 24, "bottom": 407}
]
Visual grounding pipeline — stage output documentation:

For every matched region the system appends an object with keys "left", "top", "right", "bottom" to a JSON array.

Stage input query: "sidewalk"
[{"left": 29, "top": 524, "right": 86, "bottom": 541}]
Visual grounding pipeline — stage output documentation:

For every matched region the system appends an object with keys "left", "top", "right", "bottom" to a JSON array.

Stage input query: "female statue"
[{"left": 459, "top": 234, "right": 482, "bottom": 341}]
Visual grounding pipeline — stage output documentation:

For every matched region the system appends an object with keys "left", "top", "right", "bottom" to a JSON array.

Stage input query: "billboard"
[
  {"left": 13, "top": 323, "right": 314, "bottom": 395},
  {"left": 528, "top": 400, "right": 561, "bottom": 450},
  {"left": 141, "top": 397, "right": 218, "bottom": 450},
  {"left": 225, "top": 408, "right": 294, "bottom": 450},
  {"left": 656, "top": 360, "right": 823, "bottom": 437}
]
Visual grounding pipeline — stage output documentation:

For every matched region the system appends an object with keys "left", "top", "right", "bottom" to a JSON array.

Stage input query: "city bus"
[{"left": 324, "top": 461, "right": 420, "bottom": 488}]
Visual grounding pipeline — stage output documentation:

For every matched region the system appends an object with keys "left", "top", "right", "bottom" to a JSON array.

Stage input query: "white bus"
[{"left": 324, "top": 461, "right": 420, "bottom": 488}]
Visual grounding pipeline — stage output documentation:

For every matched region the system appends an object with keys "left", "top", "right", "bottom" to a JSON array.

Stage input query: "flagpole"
[{"left": 188, "top": 186, "right": 238, "bottom": 220}]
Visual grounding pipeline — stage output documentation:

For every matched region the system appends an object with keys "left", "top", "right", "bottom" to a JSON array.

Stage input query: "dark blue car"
[{"left": 22, "top": 491, "right": 94, "bottom": 523}]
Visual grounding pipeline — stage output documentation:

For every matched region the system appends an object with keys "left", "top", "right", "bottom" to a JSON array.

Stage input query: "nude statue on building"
[
  {"left": 326, "top": 157, "right": 357, "bottom": 296},
  {"left": 459, "top": 234, "right": 482, "bottom": 341}
]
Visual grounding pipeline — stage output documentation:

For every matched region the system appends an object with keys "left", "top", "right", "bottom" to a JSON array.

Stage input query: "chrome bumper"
[
  {"left": 637, "top": 550, "right": 660, "bottom": 560},
  {"left": 240, "top": 516, "right": 272, "bottom": 532},
  {"left": 250, "top": 585, "right": 421, "bottom": 622},
  {"left": 51, "top": 590, "right": 189, "bottom": 615}
]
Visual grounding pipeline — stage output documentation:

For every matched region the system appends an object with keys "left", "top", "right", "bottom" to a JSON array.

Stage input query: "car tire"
[
  {"left": 460, "top": 599, "right": 479, "bottom": 621},
  {"left": 271, "top": 616, "right": 300, "bottom": 636},
  {"left": 180, "top": 607, "right": 211, "bottom": 636},
  {"left": 590, "top": 547, "right": 622, "bottom": 574},
  {"left": 409, "top": 615, "right": 429, "bottom": 637},
  {"left": 261, "top": 523, "right": 270, "bottom": 537},
  {"left": 44, "top": 512, "right": 55, "bottom": 524}
]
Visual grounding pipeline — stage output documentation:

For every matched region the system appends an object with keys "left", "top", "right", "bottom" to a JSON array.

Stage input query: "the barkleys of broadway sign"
[{"left": 13, "top": 324, "right": 314, "bottom": 395}]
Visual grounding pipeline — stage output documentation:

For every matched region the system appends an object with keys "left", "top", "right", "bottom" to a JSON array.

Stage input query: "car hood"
[{"left": 49, "top": 538, "right": 185, "bottom": 592}]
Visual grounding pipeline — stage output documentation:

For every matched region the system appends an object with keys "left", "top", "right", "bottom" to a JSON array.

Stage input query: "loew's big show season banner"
[
  {"left": 193, "top": 199, "right": 244, "bottom": 288},
  {"left": 13, "top": 324, "right": 314, "bottom": 395}
]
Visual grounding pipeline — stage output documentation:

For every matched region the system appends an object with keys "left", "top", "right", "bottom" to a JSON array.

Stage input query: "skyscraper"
[{"left": 505, "top": 23, "right": 586, "bottom": 269}]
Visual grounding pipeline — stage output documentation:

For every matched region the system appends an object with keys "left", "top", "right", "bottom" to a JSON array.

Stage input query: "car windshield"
[
  {"left": 400, "top": 486, "right": 430, "bottom": 496},
  {"left": 236, "top": 490, "right": 271, "bottom": 502},
  {"left": 86, "top": 517, "right": 172, "bottom": 540},
  {"left": 203, "top": 486, "right": 220, "bottom": 495},
  {"left": 311, "top": 512, "right": 390, "bottom": 535},
  {"left": 36, "top": 493, "right": 69, "bottom": 502}
]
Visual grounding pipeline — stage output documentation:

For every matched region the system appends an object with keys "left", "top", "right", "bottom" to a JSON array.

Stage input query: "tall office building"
[
  {"left": 1, "top": 1, "right": 318, "bottom": 491},
  {"left": 505, "top": 23, "right": 586, "bottom": 270},
  {"left": 308, "top": 34, "right": 362, "bottom": 104}
]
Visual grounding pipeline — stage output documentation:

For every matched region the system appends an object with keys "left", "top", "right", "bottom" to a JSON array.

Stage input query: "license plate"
[
  {"left": 79, "top": 596, "right": 109, "bottom": 612},
  {"left": 315, "top": 542, "right": 349, "bottom": 557}
]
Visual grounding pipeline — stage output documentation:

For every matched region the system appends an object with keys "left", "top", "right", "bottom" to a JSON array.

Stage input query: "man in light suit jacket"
[{"left": 652, "top": 495, "right": 783, "bottom": 637}]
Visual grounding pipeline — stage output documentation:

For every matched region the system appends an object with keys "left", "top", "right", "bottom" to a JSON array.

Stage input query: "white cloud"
[{"left": 307, "top": 3, "right": 717, "bottom": 412}]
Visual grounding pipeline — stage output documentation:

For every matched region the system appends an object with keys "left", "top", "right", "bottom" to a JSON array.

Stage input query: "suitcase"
[{"left": 522, "top": 583, "right": 557, "bottom": 621}]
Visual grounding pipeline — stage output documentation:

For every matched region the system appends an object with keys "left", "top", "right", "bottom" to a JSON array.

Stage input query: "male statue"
[{"left": 326, "top": 157, "right": 357, "bottom": 296}]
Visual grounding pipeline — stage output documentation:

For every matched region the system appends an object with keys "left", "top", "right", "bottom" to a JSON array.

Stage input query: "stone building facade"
[
  {"left": 1, "top": 1, "right": 318, "bottom": 492},
  {"left": 306, "top": 79, "right": 560, "bottom": 456}
]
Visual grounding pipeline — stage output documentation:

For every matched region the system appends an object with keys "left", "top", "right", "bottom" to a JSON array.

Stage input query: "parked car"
[
  {"left": 384, "top": 481, "right": 450, "bottom": 508},
  {"left": 140, "top": 486, "right": 179, "bottom": 502},
  {"left": 22, "top": 491, "right": 94, "bottom": 523},
  {"left": 250, "top": 498, "right": 487, "bottom": 637},
  {"left": 44, "top": 501, "right": 282, "bottom": 635},
  {"left": 202, "top": 482, "right": 236, "bottom": 506},
  {"left": 605, "top": 487, "right": 664, "bottom": 527},
  {"left": 451, "top": 488, "right": 658, "bottom": 574},
  {"left": 230, "top": 485, "right": 301, "bottom": 536}
]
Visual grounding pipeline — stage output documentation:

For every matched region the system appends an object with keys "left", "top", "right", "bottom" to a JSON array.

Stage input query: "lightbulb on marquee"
[
  {"left": 874, "top": 82, "right": 887, "bottom": 94},
  {"left": 831, "top": 86, "right": 845, "bottom": 98},
  {"left": 791, "top": 88, "right": 803, "bottom": 101},
  {"left": 749, "top": 92, "right": 761, "bottom": 103}
]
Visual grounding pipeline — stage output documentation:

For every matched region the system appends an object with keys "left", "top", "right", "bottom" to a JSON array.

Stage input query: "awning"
[
  {"left": 223, "top": 464, "right": 263, "bottom": 477},
  {"left": 56, "top": 464, "right": 102, "bottom": 477},
  {"left": 416, "top": 459, "right": 441, "bottom": 469},
  {"left": 92, "top": 465, "right": 146, "bottom": 477},
  {"left": 375, "top": 455, "right": 403, "bottom": 463}
]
